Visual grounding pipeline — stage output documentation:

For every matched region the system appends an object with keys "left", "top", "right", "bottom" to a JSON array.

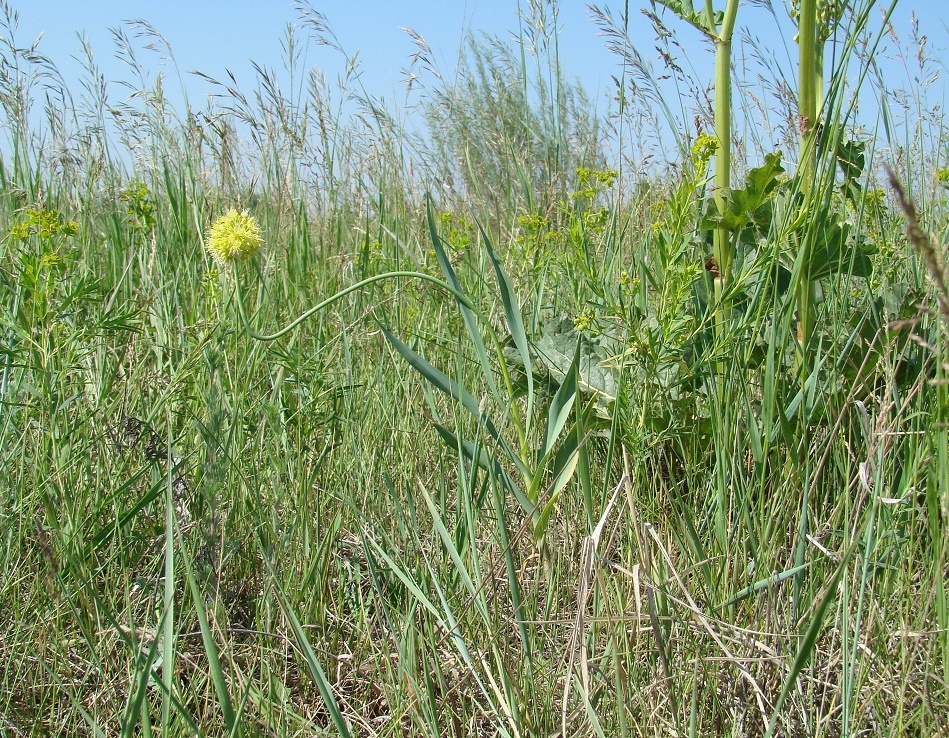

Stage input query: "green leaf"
[
  {"left": 718, "top": 563, "right": 810, "bottom": 608},
  {"left": 418, "top": 480, "right": 480, "bottom": 602},
  {"left": 533, "top": 447, "right": 580, "bottom": 541},
  {"left": 529, "top": 319, "right": 619, "bottom": 402},
  {"left": 764, "top": 541, "right": 860, "bottom": 737},
  {"left": 180, "top": 532, "right": 237, "bottom": 732},
  {"left": 804, "top": 215, "right": 874, "bottom": 280},
  {"left": 379, "top": 323, "right": 482, "bottom": 420},
  {"left": 835, "top": 139, "right": 866, "bottom": 190},
  {"left": 653, "top": 0, "right": 722, "bottom": 34},
  {"left": 744, "top": 151, "right": 785, "bottom": 203},
  {"left": 703, "top": 152, "right": 785, "bottom": 234},
  {"left": 541, "top": 339, "right": 580, "bottom": 461},
  {"left": 480, "top": 224, "right": 534, "bottom": 429},
  {"left": 382, "top": 323, "right": 532, "bottom": 482},
  {"left": 426, "top": 201, "right": 500, "bottom": 405},
  {"left": 431, "top": 422, "right": 533, "bottom": 513}
]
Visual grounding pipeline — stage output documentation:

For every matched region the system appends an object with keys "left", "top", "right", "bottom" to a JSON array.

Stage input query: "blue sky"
[
  {"left": 7, "top": 0, "right": 948, "bottom": 141},
  {"left": 13, "top": 1, "right": 630, "bottom": 104}
]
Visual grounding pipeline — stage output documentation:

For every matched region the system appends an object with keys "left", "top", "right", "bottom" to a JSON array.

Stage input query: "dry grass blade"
[
  {"left": 644, "top": 523, "right": 772, "bottom": 727},
  {"left": 561, "top": 474, "right": 625, "bottom": 736}
]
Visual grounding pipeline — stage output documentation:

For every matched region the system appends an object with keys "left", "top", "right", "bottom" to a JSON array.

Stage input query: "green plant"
[
  {"left": 653, "top": 0, "right": 740, "bottom": 299},
  {"left": 3, "top": 1, "right": 948, "bottom": 735}
]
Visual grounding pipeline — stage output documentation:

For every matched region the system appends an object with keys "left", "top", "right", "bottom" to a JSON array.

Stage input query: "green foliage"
[
  {"left": 381, "top": 210, "right": 591, "bottom": 549},
  {"left": 653, "top": 0, "right": 724, "bottom": 36},
  {"left": 1, "top": 2, "right": 947, "bottom": 736},
  {"left": 119, "top": 182, "right": 156, "bottom": 232},
  {"left": 702, "top": 151, "right": 785, "bottom": 235},
  {"left": 8, "top": 207, "right": 80, "bottom": 241}
]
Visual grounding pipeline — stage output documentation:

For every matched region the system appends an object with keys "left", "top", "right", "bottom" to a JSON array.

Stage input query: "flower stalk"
[
  {"left": 205, "top": 213, "right": 501, "bottom": 352},
  {"left": 712, "top": 0, "right": 740, "bottom": 299}
]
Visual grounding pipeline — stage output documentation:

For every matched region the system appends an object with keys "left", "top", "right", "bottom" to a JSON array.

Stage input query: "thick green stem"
[
  {"left": 796, "top": 0, "right": 819, "bottom": 356},
  {"left": 814, "top": 38, "right": 825, "bottom": 114},
  {"left": 792, "top": 0, "right": 821, "bottom": 611},
  {"left": 710, "top": 0, "right": 739, "bottom": 385},
  {"left": 798, "top": 0, "right": 819, "bottom": 164},
  {"left": 712, "top": 39, "right": 732, "bottom": 294},
  {"left": 712, "top": 0, "right": 740, "bottom": 297}
]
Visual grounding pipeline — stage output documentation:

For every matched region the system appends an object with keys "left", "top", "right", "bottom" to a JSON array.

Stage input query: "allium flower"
[{"left": 205, "top": 210, "right": 264, "bottom": 265}]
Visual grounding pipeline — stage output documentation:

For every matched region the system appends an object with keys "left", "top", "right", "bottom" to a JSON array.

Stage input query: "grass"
[{"left": 1, "top": 0, "right": 948, "bottom": 735}]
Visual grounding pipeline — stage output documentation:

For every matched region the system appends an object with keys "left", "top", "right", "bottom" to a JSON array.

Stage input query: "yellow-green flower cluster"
[
  {"left": 691, "top": 133, "right": 719, "bottom": 166},
  {"left": 572, "top": 167, "right": 619, "bottom": 199},
  {"left": 436, "top": 210, "right": 472, "bottom": 250},
  {"left": 9, "top": 208, "right": 79, "bottom": 242},
  {"left": 574, "top": 307, "right": 596, "bottom": 333},
  {"left": 205, "top": 210, "right": 264, "bottom": 265}
]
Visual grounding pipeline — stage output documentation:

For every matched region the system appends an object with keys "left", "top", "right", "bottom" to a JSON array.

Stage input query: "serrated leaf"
[
  {"left": 805, "top": 217, "right": 874, "bottom": 280},
  {"left": 744, "top": 151, "right": 785, "bottom": 203},
  {"left": 835, "top": 139, "right": 866, "bottom": 186},
  {"left": 704, "top": 152, "right": 785, "bottom": 234}
]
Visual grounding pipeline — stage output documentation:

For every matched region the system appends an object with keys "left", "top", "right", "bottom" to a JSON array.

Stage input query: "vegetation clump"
[{"left": 1, "top": 1, "right": 947, "bottom": 736}]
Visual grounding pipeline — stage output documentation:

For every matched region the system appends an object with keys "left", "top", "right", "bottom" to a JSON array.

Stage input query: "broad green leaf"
[
  {"left": 743, "top": 151, "right": 785, "bottom": 203},
  {"left": 703, "top": 152, "right": 785, "bottom": 234},
  {"left": 653, "top": 0, "right": 723, "bottom": 34},
  {"left": 805, "top": 216, "right": 874, "bottom": 280},
  {"left": 530, "top": 319, "right": 619, "bottom": 401},
  {"left": 835, "top": 139, "right": 866, "bottom": 187}
]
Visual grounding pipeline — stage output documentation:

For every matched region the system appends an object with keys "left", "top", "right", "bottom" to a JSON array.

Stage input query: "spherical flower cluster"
[{"left": 205, "top": 210, "right": 264, "bottom": 265}]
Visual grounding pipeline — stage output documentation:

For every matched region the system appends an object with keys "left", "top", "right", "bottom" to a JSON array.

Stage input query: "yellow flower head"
[{"left": 205, "top": 210, "right": 264, "bottom": 265}]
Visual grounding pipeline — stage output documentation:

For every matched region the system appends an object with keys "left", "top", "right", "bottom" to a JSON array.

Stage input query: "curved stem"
[{"left": 233, "top": 269, "right": 490, "bottom": 343}]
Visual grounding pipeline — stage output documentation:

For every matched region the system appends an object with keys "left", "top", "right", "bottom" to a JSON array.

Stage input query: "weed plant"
[{"left": 1, "top": 0, "right": 948, "bottom": 735}]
